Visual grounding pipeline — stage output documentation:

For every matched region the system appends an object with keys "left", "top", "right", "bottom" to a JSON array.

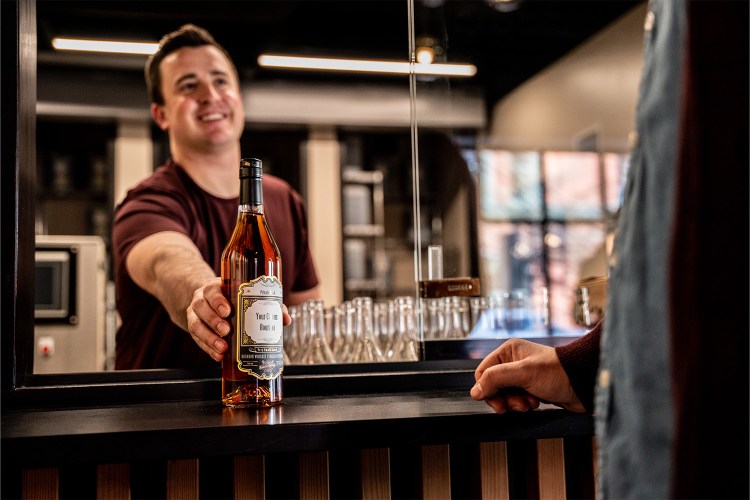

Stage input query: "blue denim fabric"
[{"left": 595, "top": 1, "right": 685, "bottom": 498}]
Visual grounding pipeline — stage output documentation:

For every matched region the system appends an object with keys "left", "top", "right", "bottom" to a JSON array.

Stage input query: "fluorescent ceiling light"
[
  {"left": 50, "top": 37, "right": 477, "bottom": 78},
  {"left": 258, "top": 54, "right": 477, "bottom": 77},
  {"left": 52, "top": 37, "right": 158, "bottom": 56}
]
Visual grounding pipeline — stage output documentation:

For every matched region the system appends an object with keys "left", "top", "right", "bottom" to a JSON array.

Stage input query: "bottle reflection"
[{"left": 222, "top": 405, "right": 283, "bottom": 425}]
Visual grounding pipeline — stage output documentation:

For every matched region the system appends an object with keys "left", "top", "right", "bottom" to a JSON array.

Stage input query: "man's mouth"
[{"left": 199, "top": 113, "right": 226, "bottom": 122}]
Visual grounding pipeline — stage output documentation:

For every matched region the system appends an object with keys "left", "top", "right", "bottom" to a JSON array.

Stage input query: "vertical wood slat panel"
[
  {"left": 234, "top": 455, "right": 265, "bottom": 500},
  {"left": 299, "top": 451, "right": 329, "bottom": 500},
  {"left": 22, "top": 468, "right": 59, "bottom": 500},
  {"left": 479, "top": 441, "right": 509, "bottom": 500},
  {"left": 360, "top": 448, "right": 391, "bottom": 500},
  {"left": 15, "top": 437, "right": 595, "bottom": 500},
  {"left": 97, "top": 463, "right": 130, "bottom": 500},
  {"left": 166, "top": 459, "right": 198, "bottom": 500},
  {"left": 421, "top": 445, "right": 451, "bottom": 500},
  {"left": 537, "top": 438, "right": 566, "bottom": 500}
]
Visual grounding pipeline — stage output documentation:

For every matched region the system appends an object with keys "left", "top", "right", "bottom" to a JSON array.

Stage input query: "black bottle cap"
[
  {"left": 239, "top": 158, "right": 263, "bottom": 205},
  {"left": 240, "top": 158, "right": 263, "bottom": 179}
]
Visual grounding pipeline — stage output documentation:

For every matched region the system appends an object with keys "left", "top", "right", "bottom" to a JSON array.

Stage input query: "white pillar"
[
  {"left": 114, "top": 120, "right": 152, "bottom": 206},
  {"left": 304, "top": 127, "right": 343, "bottom": 307}
]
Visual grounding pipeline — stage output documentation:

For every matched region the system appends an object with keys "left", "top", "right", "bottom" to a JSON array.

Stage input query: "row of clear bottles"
[
  {"left": 285, "top": 296, "right": 421, "bottom": 365},
  {"left": 285, "top": 288, "right": 548, "bottom": 365}
]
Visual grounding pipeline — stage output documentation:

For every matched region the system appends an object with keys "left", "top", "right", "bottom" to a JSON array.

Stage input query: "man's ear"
[{"left": 151, "top": 103, "right": 169, "bottom": 131}]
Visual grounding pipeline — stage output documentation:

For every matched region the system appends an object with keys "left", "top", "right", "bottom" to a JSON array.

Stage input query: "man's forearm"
[
  {"left": 126, "top": 231, "right": 218, "bottom": 332},
  {"left": 148, "top": 245, "right": 217, "bottom": 331}
]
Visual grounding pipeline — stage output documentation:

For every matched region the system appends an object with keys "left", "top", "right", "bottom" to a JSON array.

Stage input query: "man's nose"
[{"left": 197, "top": 83, "right": 221, "bottom": 102}]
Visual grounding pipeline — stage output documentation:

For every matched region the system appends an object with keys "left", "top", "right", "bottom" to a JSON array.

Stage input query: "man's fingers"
[
  {"left": 476, "top": 391, "right": 539, "bottom": 415},
  {"left": 186, "top": 310, "right": 228, "bottom": 362},
  {"left": 474, "top": 338, "right": 533, "bottom": 381},
  {"left": 503, "top": 392, "right": 540, "bottom": 412},
  {"left": 474, "top": 346, "right": 506, "bottom": 380},
  {"left": 484, "top": 396, "right": 509, "bottom": 414},
  {"left": 202, "top": 282, "right": 231, "bottom": 320},
  {"left": 474, "top": 361, "right": 531, "bottom": 400},
  {"left": 186, "top": 285, "right": 229, "bottom": 362},
  {"left": 191, "top": 286, "right": 231, "bottom": 337},
  {"left": 196, "top": 330, "right": 227, "bottom": 361},
  {"left": 282, "top": 304, "right": 292, "bottom": 326}
]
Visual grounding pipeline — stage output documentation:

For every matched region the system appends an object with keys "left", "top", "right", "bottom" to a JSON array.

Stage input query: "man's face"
[{"left": 152, "top": 45, "right": 245, "bottom": 153}]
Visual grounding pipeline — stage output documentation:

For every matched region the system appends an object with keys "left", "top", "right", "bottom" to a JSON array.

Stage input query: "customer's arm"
[{"left": 471, "top": 321, "right": 604, "bottom": 415}]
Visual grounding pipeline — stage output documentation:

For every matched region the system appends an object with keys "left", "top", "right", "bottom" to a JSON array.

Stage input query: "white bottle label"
[{"left": 236, "top": 276, "right": 283, "bottom": 379}]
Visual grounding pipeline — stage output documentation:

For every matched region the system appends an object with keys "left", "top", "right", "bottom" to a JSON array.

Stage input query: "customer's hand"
[
  {"left": 470, "top": 338, "right": 585, "bottom": 414},
  {"left": 186, "top": 278, "right": 292, "bottom": 362}
]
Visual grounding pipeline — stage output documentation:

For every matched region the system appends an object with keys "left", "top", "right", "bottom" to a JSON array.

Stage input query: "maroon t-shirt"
[{"left": 112, "top": 159, "right": 319, "bottom": 370}]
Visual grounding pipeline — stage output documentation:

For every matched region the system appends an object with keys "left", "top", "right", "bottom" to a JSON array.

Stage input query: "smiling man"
[{"left": 112, "top": 25, "right": 320, "bottom": 370}]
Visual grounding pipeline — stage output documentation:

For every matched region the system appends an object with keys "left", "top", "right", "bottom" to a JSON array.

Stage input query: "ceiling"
[{"left": 36, "top": 0, "right": 643, "bottom": 117}]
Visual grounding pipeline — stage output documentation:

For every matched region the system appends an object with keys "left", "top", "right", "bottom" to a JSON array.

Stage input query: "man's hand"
[
  {"left": 127, "top": 231, "right": 292, "bottom": 363},
  {"left": 186, "top": 278, "right": 231, "bottom": 362},
  {"left": 470, "top": 338, "right": 585, "bottom": 414},
  {"left": 186, "top": 279, "right": 292, "bottom": 362}
]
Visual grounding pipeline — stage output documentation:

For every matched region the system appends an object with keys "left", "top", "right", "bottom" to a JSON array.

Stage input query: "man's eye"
[{"left": 179, "top": 82, "right": 197, "bottom": 93}]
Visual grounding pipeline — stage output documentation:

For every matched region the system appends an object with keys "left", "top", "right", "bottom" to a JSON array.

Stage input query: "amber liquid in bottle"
[{"left": 221, "top": 158, "right": 283, "bottom": 408}]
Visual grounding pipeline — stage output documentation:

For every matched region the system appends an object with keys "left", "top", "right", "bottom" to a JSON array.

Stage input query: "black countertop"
[
  {"left": 2, "top": 389, "right": 593, "bottom": 468},
  {"left": 2, "top": 354, "right": 593, "bottom": 469},
  {"left": 2, "top": 360, "right": 593, "bottom": 467}
]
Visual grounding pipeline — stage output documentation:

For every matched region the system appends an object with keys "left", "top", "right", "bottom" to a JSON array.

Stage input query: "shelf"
[
  {"left": 340, "top": 138, "right": 392, "bottom": 300},
  {"left": 342, "top": 169, "right": 384, "bottom": 184},
  {"left": 343, "top": 224, "right": 385, "bottom": 237},
  {"left": 345, "top": 278, "right": 386, "bottom": 292}
]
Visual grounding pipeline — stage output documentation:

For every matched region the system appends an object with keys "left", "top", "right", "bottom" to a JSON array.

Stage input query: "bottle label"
[{"left": 236, "top": 276, "right": 284, "bottom": 380}]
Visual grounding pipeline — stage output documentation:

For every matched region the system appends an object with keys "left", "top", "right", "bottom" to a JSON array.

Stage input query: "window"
[{"left": 476, "top": 149, "right": 628, "bottom": 336}]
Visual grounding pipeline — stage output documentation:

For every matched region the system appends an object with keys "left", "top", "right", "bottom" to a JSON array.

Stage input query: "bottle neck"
[{"left": 239, "top": 175, "right": 263, "bottom": 213}]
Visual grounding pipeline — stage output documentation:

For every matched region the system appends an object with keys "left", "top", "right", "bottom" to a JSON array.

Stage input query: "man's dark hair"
[{"left": 145, "top": 24, "right": 237, "bottom": 105}]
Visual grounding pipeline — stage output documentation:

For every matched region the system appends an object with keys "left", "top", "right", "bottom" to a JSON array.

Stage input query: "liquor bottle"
[{"left": 221, "top": 158, "right": 284, "bottom": 407}]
